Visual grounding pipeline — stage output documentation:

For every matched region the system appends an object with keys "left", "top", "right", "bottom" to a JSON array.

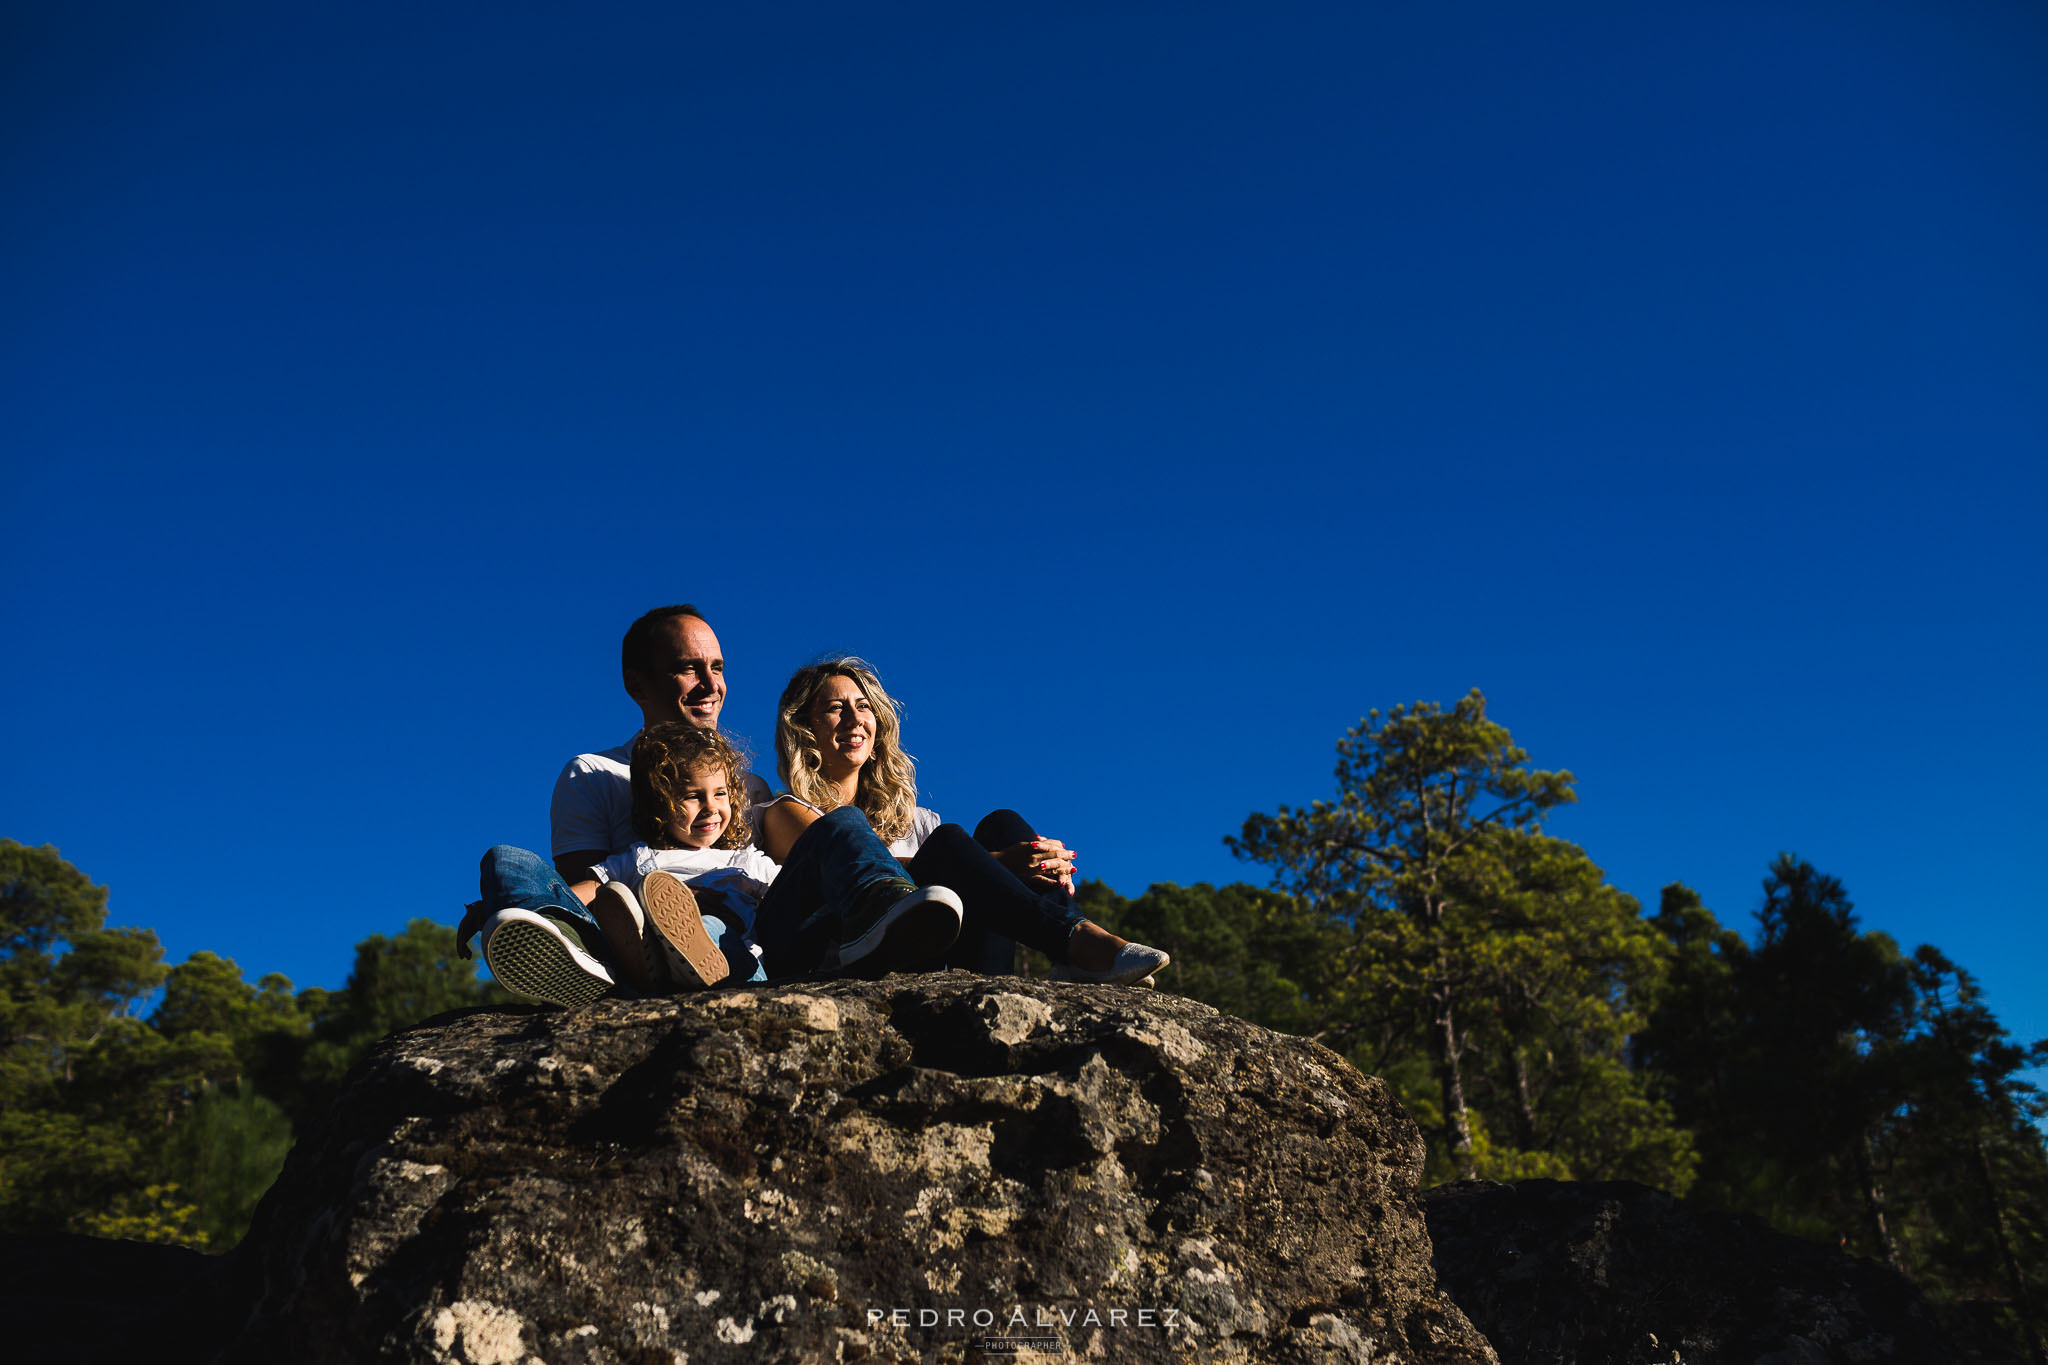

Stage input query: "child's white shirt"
[
  {"left": 589, "top": 843, "right": 778, "bottom": 974},
  {"left": 590, "top": 842, "right": 781, "bottom": 890}
]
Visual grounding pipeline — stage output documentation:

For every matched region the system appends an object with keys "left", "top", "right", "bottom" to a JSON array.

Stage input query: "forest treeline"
[
  {"left": 3, "top": 690, "right": 2043, "bottom": 1359},
  {"left": 1080, "top": 692, "right": 2046, "bottom": 1364},
  {"left": 0, "top": 838, "right": 504, "bottom": 1250}
]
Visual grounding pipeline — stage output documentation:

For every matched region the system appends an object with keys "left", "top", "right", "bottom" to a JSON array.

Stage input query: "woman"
[{"left": 755, "top": 657, "right": 1169, "bottom": 986}]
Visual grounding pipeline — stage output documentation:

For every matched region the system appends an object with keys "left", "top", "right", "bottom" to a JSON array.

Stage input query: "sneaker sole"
[
  {"left": 485, "top": 916, "right": 614, "bottom": 1008},
  {"left": 840, "top": 886, "right": 962, "bottom": 976},
  {"left": 641, "top": 871, "right": 731, "bottom": 988}
]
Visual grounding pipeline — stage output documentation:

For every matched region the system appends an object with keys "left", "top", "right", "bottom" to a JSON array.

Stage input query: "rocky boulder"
[
  {"left": 219, "top": 973, "right": 1496, "bottom": 1363},
  {"left": 1422, "top": 1179, "right": 1962, "bottom": 1365}
]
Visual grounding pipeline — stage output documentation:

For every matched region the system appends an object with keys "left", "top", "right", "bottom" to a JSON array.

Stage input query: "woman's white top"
[{"left": 752, "top": 795, "right": 942, "bottom": 859}]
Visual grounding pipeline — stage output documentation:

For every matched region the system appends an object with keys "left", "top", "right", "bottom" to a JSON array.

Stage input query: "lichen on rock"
[{"left": 220, "top": 972, "right": 1495, "bottom": 1364}]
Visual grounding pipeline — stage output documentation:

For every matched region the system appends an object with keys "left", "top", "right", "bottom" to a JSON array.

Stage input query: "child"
[
  {"left": 473, "top": 723, "right": 967, "bottom": 1005},
  {"left": 581, "top": 723, "right": 780, "bottom": 989}
]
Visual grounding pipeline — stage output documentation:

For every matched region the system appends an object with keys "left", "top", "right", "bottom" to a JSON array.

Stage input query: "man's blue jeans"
[
  {"left": 753, "top": 807, "right": 917, "bottom": 980},
  {"left": 479, "top": 846, "right": 602, "bottom": 947},
  {"left": 478, "top": 845, "right": 765, "bottom": 983}
]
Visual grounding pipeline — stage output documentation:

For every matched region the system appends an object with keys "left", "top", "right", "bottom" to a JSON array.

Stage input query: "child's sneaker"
[
  {"left": 481, "top": 908, "right": 616, "bottom": 1007},
  {"left": 588, "top": 879, "right": 661, "bottom": 990},
  {"left": 836, "top": 880, "right": 962, "bottom": 975},
  {"left": 639, "top": 870, "right": 732, "bottom": 989}
]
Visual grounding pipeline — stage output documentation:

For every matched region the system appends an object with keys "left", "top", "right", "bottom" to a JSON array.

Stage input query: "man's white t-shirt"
[{"left": 550, "top": 735, "right": 774, "bottom": 860}]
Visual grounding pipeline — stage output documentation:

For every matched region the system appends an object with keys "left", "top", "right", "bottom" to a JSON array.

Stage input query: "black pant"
[{"left": 904, "top": 809, "right": 1083, "bottom": 974}]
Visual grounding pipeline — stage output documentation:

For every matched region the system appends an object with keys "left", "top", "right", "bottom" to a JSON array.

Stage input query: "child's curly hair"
[{"left": 631, "top": 722, "right": 754, "bottom": 850}]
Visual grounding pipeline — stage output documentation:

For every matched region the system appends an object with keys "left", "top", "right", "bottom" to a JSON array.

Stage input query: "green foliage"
[
  {"left": 1220, "top": 694, "right": 2048, "bottom": 1351},
  {"left": 1074, "top": 880, "right": 1346, "bottom": 1038},
  {"left": 1885, "top": 948, "right": 2048, "bottom": 1362},
  {"left": 275, "top": 918, "right": 510, "bottom": 1127},
  {"left": 154, "top": 1084, "right": 298, "bottom": 1249},
  {"left": 73, "top": 1183, "right": 211, "bottom": 1250},
  {"left": 10, "top": 719, "right": 2048, "bottom": 1360},
  {"left": 1637, "top": 862, "right": 2048, "bottom": 1361},
  {"left": 1230, "top": 690, "right": 1576, "bottom": 921},
  {"left": 0, "top": 1105, "right": 151, "bottom": 1235},
  {"left": 1, "top": 841, "right": 166, "bottom": 1110},
  {"left": 1, "top": 840, "right": 171, "bottom": 1234},
  {"left": 1228, "top": 691, "right": 1686, "bottom": 1187},
  {"left": 1, "top": 840, "right": 502, "bottom": 1250}
]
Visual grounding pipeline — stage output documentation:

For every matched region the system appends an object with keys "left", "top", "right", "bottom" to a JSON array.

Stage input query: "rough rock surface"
[
  {"left": 220, "top": 973, "right": 1496, "bottom": 1364},
  {"left": 1423, "top": 1179, "right": 1962, "bottom": 1365}
]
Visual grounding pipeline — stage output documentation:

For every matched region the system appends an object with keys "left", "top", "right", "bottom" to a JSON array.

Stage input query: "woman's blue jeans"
[
  {"left": 753, "top": 807, "right": 915, "bottom": 980},
  {"left": 751, "top": 806, "right": 1087, "bottom": 981},
  {"left": 905, "top": 810, "right": 1081, "bottom": 970},
  {"left": 907, "top": 809, "right": 1085, "bottom": 973}
]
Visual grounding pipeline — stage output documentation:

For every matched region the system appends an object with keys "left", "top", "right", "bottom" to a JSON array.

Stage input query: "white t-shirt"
[
  {"left": 549, "top": 735, "right": 774, "bottom": 859},
  {"left": 754, "top": 795, "right": 942, "bottom": 860},
  {"left": 590, "top": 842, "right": 782, "bottom": 890},
  {"left": 590, "top": 842, "right": 780, "bottom": 960}
]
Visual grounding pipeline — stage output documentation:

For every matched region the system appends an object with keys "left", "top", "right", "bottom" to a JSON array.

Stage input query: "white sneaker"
[
  {"left": 481, "top": 908, "right": 615, "bottom": 1007},
  {"left": 1051, "top": 941, "right": 1171, "bottom": 986}
]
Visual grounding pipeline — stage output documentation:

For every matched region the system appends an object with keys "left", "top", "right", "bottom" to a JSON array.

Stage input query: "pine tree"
[
  {"left": 1892, "top": 948, "right": 2048, "bottom": 1364},
  {"left": 1228, "top": 691, "right": 1682, "bottom": 1183}
]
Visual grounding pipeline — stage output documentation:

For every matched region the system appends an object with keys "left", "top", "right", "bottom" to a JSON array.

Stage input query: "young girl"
[{"left": 580, "top": 723, "right": 783, "bottom": 990}]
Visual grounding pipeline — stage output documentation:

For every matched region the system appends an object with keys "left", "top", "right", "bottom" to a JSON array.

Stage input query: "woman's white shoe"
[{"left": 1051, "top": 941, "right": 1171, "bottom": 986}]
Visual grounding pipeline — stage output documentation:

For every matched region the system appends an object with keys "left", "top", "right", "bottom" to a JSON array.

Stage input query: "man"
[
  {"left": 461, "top": 604, "right": 772, "bottom": 1004},
  {"left": 549, "top": 604, "right": 772, "bottom": 884}
]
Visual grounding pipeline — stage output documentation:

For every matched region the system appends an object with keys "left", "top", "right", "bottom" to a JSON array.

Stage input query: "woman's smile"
[{"left": 811, "top": 675, "right": 877, "bottom": 778}]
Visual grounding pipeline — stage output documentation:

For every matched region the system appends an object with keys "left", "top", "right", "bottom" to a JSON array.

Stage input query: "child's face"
[{"left": 664, "top": 762, "right": 734, "bottom": 849}]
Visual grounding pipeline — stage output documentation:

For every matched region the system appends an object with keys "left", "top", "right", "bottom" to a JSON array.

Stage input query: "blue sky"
[{"left": 4, "top": 2, "right": 2043, "bottom": 1057}]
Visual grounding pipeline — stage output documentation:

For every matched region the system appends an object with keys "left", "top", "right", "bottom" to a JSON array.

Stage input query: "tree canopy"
[
  {"left": 0, "top": 839, "right": 505, "bottom": 1250},
  {"left": 8, "top": 682, "right": 2046, "bottom": 1360},
  {"left": 1226, "top": 690, "right": 1681, "bottom": 1185}
]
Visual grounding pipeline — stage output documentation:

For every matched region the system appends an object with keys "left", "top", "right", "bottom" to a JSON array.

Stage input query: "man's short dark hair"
[{"left": 621, "top": 604, "right": 707, "bottom": 677}]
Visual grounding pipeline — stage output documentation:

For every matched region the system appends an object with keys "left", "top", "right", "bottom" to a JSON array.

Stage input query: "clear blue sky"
[{"left": 5, "top": 3, "right": 2043, "bottom": 1058}]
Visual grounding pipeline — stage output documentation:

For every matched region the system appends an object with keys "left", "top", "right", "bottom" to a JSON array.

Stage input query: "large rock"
[
  {"left": 220, "top": 973, "right": 1496, "bottom": 1364},
  {"left": 1422, "top": 1179, "right": 1962, "bottom": 1365}
]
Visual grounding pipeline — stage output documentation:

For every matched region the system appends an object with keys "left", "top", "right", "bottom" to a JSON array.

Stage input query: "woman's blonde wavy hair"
[
  {"left": 775, "top": 657, "right": 920, "bottom": 844},
  {"left": 631, "top": 722, "right": 755, "bottom": 851}
]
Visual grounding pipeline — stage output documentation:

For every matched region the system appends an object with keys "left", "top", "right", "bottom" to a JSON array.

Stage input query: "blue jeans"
[
  {"left": 753, "top": 807, "right": 918, "bottom": 980},
  {"left": 478, "top": 845, "right": 765, "bottom": 984},
  {"left": 907, "top": 812, "right": 1085, "bottom": 969},
  {"left": 479, "top": 845, "right": 603, "bottom": 947}
]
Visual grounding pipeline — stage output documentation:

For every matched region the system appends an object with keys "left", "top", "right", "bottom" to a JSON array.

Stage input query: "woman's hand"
[{"left": 993, "top": 838, "right": 1076, "bottom": 895}]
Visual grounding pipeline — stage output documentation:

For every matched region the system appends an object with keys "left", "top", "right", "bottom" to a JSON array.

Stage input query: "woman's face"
[{"left": 809, "top": 673, "right": 877, "bottom": 779}]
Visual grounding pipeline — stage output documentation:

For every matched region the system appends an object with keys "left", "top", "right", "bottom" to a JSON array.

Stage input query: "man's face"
[{"left": 627, "top": 615, "right": 727, "bottom": 730}]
